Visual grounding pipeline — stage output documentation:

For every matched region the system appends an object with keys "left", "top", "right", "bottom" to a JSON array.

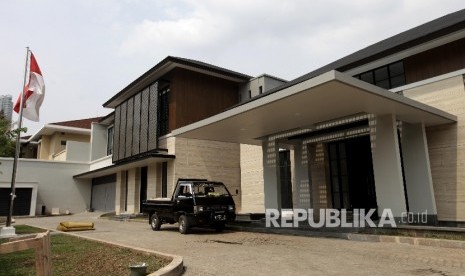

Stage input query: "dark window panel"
[
  {"left": 158, "top": 88, "right": 170, "bottom": 136},
  {"left": 376, "top": 79, "right": 390, "bottom": 89},
  {"left": 374, "top": 67, "right": 389, "bottom": 82},
  {"left": 360, "top": 72, "right": 374, "bottom": 84},
  {"left": 113, "top": 106, "right": 120, "bottom": 161},
  {"left": 107, "top": 126, "right": 114, "bottom": 156},
  {"left": 388, "top": 61, "right": 404, "bottom": 77},
  {"left": 390, "top": 75, "right": 406, "bottom": 88}
]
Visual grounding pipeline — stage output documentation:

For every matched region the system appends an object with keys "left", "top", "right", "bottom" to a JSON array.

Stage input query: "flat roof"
[
  {"left": 172, "top": 70, "right": 456, "bottom": 145},
  {"left": 236, "top": 9, "right": 465, "bottom": 109},
  {"left": 74, "top": 153, "right": 175, "bottom": 179},
  {"left": 103, "top": 56, "right": 252, "bottom": 108}
]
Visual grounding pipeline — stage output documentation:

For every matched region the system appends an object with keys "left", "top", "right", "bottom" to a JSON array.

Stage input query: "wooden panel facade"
[
  {"left": 111, "top": 67, "right": 242, "bottom": 162},
  {"left": 112, "top": 84, "right": 158, "bottom": 163},
  {"left": 404, "top": 37, "right": 465, "bottom": 84},
  {"left": 169, "top": 68, "right": 240, "bottom": 131}
]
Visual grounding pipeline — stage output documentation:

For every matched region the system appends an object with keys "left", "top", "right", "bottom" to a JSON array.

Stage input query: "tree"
[{"left": 0, "top": 115, "right": 16, "bottom": 157}]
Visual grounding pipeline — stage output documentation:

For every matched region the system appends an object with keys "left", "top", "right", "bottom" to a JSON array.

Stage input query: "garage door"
[
  {"left": 0, "top": 188, "right": 32, "bottom": 216},
  {"left": 91, "top": 174, "right": 116, "bottom": 212}
]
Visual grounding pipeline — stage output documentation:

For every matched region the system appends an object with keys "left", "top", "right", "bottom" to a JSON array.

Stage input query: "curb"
[
  {"left": 228, "top": 224, "right": 350, "bottom": 239},
  {"left": 25, "top": 225, "right": 184, "bottom": 276},
  {"left": 347, "top": 233, "right": 465, "bottom": 249},
  {"left": 229, "top": 224, "right": 465, "bottom": 250}
]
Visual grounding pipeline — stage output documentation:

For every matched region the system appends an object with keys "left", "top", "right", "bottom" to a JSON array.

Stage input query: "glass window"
[
  {"left": 376, "top": 79, "right": 390, "bottom": 89},
  {"left": 360, "top": 72, "right": 374, "bottom": 84},
  {"left": 354, "top": 61, "right": 406, "bottom": 89},
  {"left": 390, "top": 74, "right": 406, "bottom": 88},
  {"left": 388, "top": 61, "right": 404, "bottom": 77},
  {"left": 158, "top": 88, "right": 170, "bottom": 136},
  {"left": 107, "top": 126, "right": 114, "bottom": 155},
  {"left": 374, "top": 67, "right": 389, "bottom": 82}
]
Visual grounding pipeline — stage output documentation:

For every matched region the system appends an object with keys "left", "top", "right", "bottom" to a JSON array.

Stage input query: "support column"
[
  {"left": 401, "top": 122, "right": 437, "bottom": 221},
  {"left": 293, "top": 143, "right": 312, "bottom": 209},
  {"left": 371, "top": 114, "right": 407, "bottom": 217},
  {"left": 126, "top": 168, "right": 140, "bottom": 213},
  {"left": 262, "top": 139, "right": 280, "bottom": 210},
  {"left": 115, "top": 171, "right": 126, "bottom": 215},
  {"left": 147, "top": 163, "right": 157, "bottom": 199}
]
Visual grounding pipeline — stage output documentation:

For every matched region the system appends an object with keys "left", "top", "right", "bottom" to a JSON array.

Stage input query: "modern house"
[{"left": 2, "top": 9, "right": 465, "bottom": 227}]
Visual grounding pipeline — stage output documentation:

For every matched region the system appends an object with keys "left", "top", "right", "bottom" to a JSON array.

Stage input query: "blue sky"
[{"left": 1, "top": 0, "right": 464, "bottom": 135}]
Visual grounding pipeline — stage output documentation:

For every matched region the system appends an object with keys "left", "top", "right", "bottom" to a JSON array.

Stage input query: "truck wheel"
[
  {"left": 151, "top": 213, "right": 162, "bottom": 231},
  {"left": 214, "top": 223, "right": 225, "bottom": 232},
  {"left": 179, "top": 215, "right": 190, "bottom": 234}
]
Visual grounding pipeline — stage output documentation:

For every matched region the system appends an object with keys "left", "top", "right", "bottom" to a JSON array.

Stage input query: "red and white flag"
[{"left": 13, "top": 52, "right": 45, "bottom": 122}]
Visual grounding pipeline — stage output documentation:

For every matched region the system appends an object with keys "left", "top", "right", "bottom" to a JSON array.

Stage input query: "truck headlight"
[
  {"left": 194, "top": 206, "right": 207, "bottom": 213},
  {"left": 228, "top": 205, "right": 235, "bottom": 211}
]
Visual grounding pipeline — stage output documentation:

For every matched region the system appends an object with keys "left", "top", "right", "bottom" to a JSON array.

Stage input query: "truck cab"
[{"left": 142, "top": 179, "right": 236, "bottom": 234}]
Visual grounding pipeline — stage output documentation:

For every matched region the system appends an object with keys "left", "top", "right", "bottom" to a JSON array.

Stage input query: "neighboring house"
[
  {"left": 0, "top": 117, "right": 102, "bottom": 217},
  {"left": 173, "top": 9, "right": 465, "bottom": 226},
  {"left": 22, "top": 117, "right": 101, "bottom": 161}
]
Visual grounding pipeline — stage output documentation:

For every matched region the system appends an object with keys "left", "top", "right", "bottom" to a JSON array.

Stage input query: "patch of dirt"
[
  {"left": 201, "top": 233, "right": 295, "bottom": 246},
  {"left": 410, "top": 268, "right": 453, "bottom": 276}
]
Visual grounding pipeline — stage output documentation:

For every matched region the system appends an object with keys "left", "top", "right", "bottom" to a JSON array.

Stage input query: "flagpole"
[{"left": 5, "top": 47, "right": 30, "bottom": 230}]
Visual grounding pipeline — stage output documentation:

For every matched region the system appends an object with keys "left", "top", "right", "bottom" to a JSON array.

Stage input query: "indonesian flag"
[{"left": 13, "top": 52, "right": 45, "bottom": 122}]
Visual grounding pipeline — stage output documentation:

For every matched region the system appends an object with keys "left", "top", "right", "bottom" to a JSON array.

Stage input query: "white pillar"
[
  {"left": 115, "top": 171, "right": 126, "bottom": 215},
  {"left": 147, "top": 163, "right": 157, "bottom": 199},
  {"left": 262, "top": 139, "right": 280, "bottom": 210},
  {"left": 126, "top": 168, "right": 140, "bottom": 214},
  {"left": 401, "top": 122, "right": 437, "bottom": 216},
  {"left": 371, "top": 114, "right": 407, "bottom": 217}
]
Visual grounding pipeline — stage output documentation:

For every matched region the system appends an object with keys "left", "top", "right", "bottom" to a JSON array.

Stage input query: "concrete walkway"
[{"left": 17, "top": 213, "right": 465, "bottom": 276}]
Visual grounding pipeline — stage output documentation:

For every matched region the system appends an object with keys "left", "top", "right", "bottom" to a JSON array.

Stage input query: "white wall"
[
  {"left": 239, "top": 75, "right": 286, "bottom": 102},
  {"left": 90, "top": 123, "right": 108, "bottom": 161},
  {"left": 89, "top": 155, "right": 113, "bottom": 171},
  {"left": 66, "top": 141, "right": 90, "bottom": 162},
  {"left": 0, "top": 157, "right": 91, "bottom": 215}
]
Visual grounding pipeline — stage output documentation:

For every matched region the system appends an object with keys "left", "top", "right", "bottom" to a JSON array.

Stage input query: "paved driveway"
[{"left": 17, "top": 213, "right": 465, "bottom": 276}]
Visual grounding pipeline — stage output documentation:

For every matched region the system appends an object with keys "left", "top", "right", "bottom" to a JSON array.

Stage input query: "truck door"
[{"left": 174, "top": 184, "right": 194, "bottom": 215}]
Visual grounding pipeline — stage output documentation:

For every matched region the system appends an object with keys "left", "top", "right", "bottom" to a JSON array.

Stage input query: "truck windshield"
[{"left": 193, "top": 183, "right": 230, "bottom": 197}]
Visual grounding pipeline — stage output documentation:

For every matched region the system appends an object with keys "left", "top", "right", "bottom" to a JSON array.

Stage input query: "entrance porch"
[{"left": 172, "top": 70, "right": 456, "bottom": 224}]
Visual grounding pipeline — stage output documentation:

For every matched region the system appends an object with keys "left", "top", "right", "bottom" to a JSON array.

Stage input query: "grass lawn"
[{"left": 0, "top": 225, "right": 170, "bottom": 276}]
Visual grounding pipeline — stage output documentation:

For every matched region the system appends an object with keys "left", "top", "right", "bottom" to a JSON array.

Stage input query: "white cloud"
[
  {"left": 118, "top": 0, "right": 465, "bottom": 79},
  {"left": 1, "top": 0, "right": 464, "bottom": 135}
]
